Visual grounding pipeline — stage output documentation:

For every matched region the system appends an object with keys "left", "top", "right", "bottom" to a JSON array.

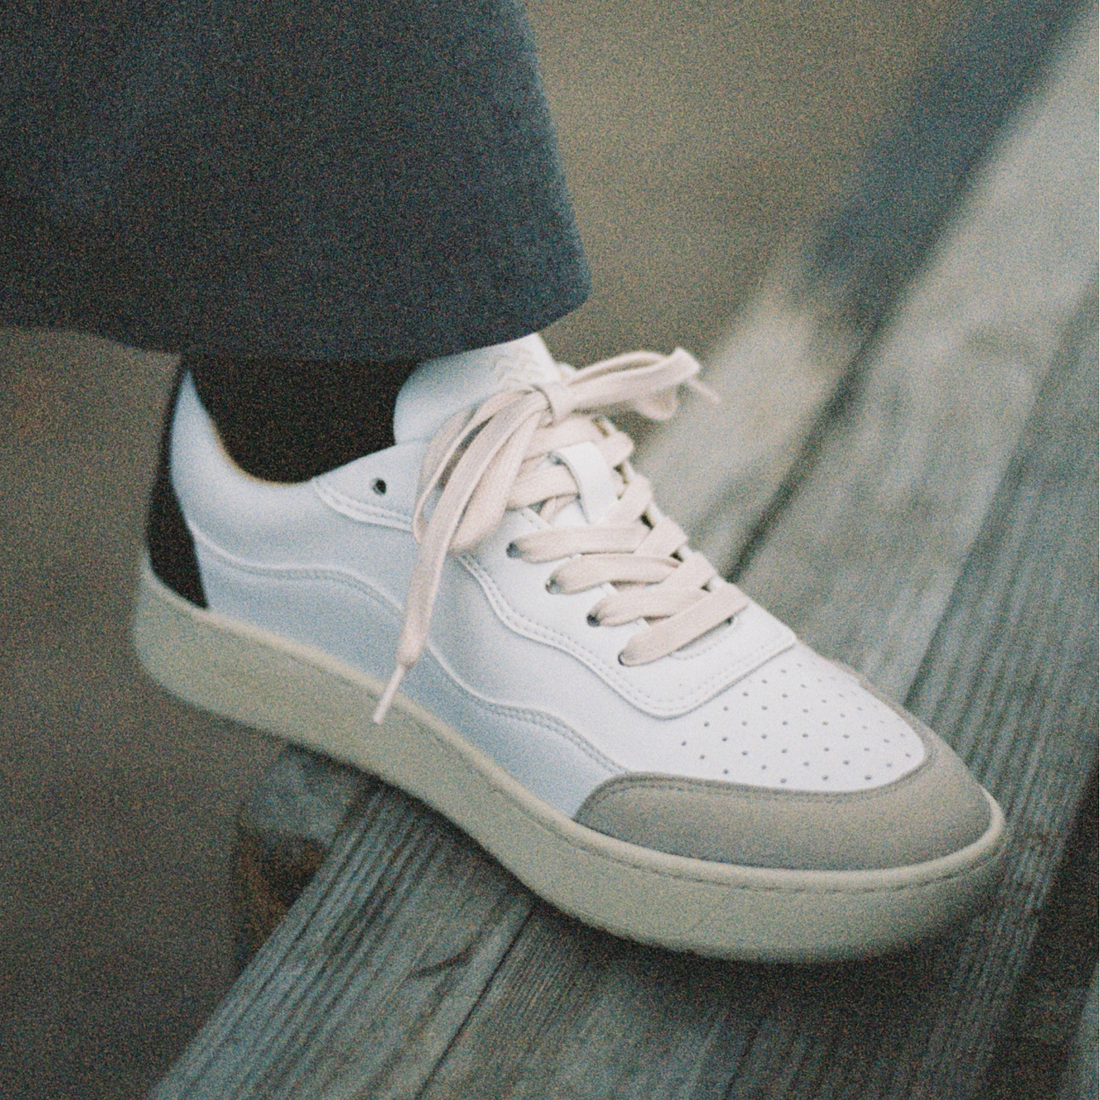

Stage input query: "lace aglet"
[
  {"left": 373, "top": 665, "right": 407, "bottom": 725},
  {"left": 688, "top": 378, "right": 721, "bottom": 406}
]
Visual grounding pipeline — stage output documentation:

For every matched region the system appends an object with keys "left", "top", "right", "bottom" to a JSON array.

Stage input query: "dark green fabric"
[{"left": 0, "top": 1, "right": 589, "bottom": 360}]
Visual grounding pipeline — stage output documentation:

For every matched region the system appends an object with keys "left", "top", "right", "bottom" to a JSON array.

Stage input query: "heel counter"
[{"left": 146, "top": 367, "right": 207, "bottom": 608}]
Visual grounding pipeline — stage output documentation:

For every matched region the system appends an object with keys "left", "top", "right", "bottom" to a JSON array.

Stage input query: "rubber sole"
[{"left": 132, "top": 558, "right": 1007, "bottom": 962}]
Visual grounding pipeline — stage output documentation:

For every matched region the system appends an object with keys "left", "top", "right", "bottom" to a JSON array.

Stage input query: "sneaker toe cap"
[{"left": 573, "top": 728, "right": 995, "bottom": 872}]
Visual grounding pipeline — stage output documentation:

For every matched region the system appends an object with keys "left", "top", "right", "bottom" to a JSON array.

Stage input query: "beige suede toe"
[{"left": 574, "top": 727, "right": 992, "bottom": 872}]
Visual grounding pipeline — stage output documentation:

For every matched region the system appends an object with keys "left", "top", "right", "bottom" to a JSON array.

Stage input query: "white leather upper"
[
  {"left": 170, "top": 349, "right": 927, "bottom": 817},
  {"left": 393, "top": 334, "right": 562, "bottom": 444}
]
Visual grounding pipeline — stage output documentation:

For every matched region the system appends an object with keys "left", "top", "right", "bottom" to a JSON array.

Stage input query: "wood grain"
[
  {"left": 639, "top": 2, "right": 1096, "bottom": 581},
  {"left": 729, "top": 16, "right": 1097, "bottom": 698},
  {"left": 636, "top": 267, "right": 863, "bottom": 569},
  {"left": 151, "top": 781, "right": 533, "bottom": 1099},
  {"left": 233, "top": 749, "right": 368, "bottom": 965}
]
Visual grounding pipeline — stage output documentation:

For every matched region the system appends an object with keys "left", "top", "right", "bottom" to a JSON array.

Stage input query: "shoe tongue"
[{"left": 393, "top": 334, "right": 561, "bottom": 444}]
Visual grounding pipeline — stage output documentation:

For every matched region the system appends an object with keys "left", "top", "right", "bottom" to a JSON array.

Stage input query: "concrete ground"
[{"left": 0, "top": 4, "right": 974, "bottom": 1096}]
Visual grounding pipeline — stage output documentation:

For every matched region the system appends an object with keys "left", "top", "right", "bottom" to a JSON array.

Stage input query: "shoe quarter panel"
[
  {"left": 418, "top": 512, "right": 808, "bottom": 782},
  {"left": 462, "top": 511, "right": 797, "bottom": 719}
]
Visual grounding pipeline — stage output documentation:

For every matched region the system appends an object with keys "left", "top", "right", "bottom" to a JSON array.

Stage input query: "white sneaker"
[{"left": 134, "top": 334, "right": 1006, "bottom": 961}]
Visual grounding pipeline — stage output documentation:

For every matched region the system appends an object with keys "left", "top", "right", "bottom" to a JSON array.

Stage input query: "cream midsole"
[{"left": 132, "top": 558, "right": 1006, "bottom": 962}]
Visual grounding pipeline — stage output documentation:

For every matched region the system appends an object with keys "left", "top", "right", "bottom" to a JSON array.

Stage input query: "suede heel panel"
[{"left": 147, "top": 369, "right": 207, "bottom": 608}]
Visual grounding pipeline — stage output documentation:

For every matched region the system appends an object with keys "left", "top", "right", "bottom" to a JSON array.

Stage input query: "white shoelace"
[{"left": 372, "top": 348, "right": 748, "bottom": 722}]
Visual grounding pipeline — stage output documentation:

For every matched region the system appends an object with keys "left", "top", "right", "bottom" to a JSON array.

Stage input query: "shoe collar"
[{"left": 393, "top": 334, "right": 561, "bottom": 445}]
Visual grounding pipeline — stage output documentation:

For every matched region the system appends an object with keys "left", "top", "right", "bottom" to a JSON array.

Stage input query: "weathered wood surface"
[
  {"left": 729, "top": 12, "right": 1098, "bottom": 700},
  {"left": 169, "top": 781, "right": 534, "bottom": 1099},
  {"left": 150, "top": 11, "right": 1098, "bottom": 1098},
  {"left": 232, "top": 749, "right": 366, "bottom": 967},
  {"left": 980, "top": 757, "right": 1097, "bottom": 1100},
  {"left": 639, "top": 0, "right": 1095, "bottom": 577}
]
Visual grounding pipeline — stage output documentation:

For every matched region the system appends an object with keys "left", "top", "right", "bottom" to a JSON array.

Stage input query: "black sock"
[{"left": 184, "top": 353, "right": 418, "bottom": 482}]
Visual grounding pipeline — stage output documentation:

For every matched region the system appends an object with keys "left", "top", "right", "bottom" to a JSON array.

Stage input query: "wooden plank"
[
  {"left": 979, "top": 760, "right": 1097, "bottom": 1098},
  {"left": 638, "top": 0, "right": 1092, "bottom": 576},
  {"left": 233, "top": 749, "right": 367, "bottom": 967},
  {"left": 151, "top": 781, "right": 533, "bottom": 1099},
  {"left": 892, "top": 294, "right": 1098, "bottom": 1099},
  {"left": 637, "top": 270, "right": 863, "bottom": 569},
  {"left": 1058, "top": 966, "right": 1099, "bottom": 1100},
  {"left": 729, "top": 12, "right": 1097, "bottom": 698}
]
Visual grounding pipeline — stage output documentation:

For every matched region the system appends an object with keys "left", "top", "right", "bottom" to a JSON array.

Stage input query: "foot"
[{"left": 134, "top": 334, "right": 1005, "bottom": 961}]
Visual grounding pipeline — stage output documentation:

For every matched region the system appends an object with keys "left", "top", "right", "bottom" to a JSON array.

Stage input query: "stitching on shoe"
[
  {"left": 313, "top": 480, "right": 414, "bottom": 531},
  {"left": 188, "top": 534, "right": 621, "bottom": 777},
  {"left": 461, "top": 547, "right": 793, "bottom": 717},
  {"left": 167, "top": 572, "right": 1003, "bottom": 895}
]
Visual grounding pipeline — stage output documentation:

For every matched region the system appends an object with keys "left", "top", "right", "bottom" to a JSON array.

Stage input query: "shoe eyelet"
[
  {"left": 506, "top": 542, "right": 520, "bottom": 558},
  {"left": 587, "top": 612, "right": 601, "bottom": 627},
  {"left": 545, "top": 578, "right": 561, "bottom": 594},
  {"left": 617, "top": 652, "right": 627, "bottom": 665},
  {"left": 371, "top": 478, "right": 387, "bottom": 496}
]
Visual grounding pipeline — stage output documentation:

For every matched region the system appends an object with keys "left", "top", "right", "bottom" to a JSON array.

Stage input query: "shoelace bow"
[{"left": 372, "top": 348, "right": 749, "bottom": 722}]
